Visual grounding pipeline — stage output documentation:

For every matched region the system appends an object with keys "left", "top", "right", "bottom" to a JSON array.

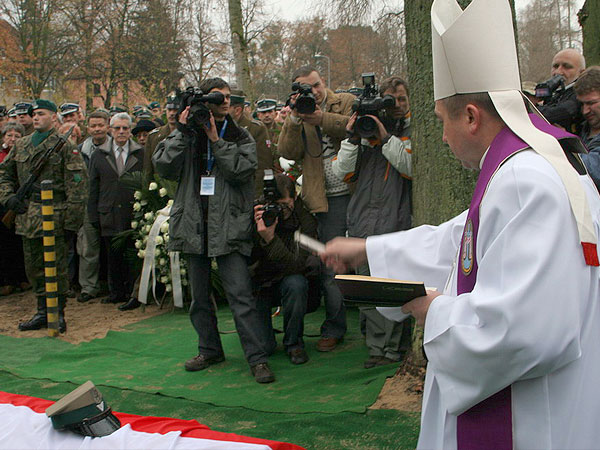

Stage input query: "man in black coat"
[{"left": 88, "top": 112, "right": 144, "bottom": 305}]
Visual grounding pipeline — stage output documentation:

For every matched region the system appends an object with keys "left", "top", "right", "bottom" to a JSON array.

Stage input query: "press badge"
[{"left": 200, "top": 176, "right": 215, "bottom": 195}]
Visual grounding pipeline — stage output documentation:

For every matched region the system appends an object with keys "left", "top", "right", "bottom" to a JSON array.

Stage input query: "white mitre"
[{"left": 431, "top": 0, "right": 598, "bottom": 261}]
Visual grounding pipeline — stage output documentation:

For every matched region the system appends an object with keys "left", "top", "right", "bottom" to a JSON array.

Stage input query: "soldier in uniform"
[
  {"left": 256, "top": 99, "right": 282, "bottom": 158},
  {"left": 7, "top": 108, "right": 18, "bottom": 124},
  {"left": 143, "top": 94, "right": 180, "bottom": 177},
  {"left": 14, "top": 102, "right": 34, "bottom": 136},
  {"left": 0, "top": 99, "right": 88, "bottom": 333},
  {"left": 230, "top": 92, "right": 275, "bottom": 197},
  {"left": 148, "top": 101, "right": 165, "bottom": 126},
  {"left": 58, "top": 102, "right": 87, "bottom": 146}
]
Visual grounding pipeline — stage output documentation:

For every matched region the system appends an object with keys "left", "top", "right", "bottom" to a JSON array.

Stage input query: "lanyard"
[{"left": 206, "top": 119, "right": 228, "bottom": 174}]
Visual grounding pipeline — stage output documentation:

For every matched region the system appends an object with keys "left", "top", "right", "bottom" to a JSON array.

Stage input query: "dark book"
[{"left": 335, "top": 275, "right": 426, "bottom": 306}]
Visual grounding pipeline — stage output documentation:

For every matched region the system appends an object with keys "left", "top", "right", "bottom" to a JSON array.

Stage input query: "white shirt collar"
[{"left": 112, "top": 140, "right": 129, "bottom": 157}]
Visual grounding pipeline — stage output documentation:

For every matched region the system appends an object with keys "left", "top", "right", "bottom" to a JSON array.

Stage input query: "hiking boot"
[
  {"left": 251, "top": 363, "right": 275, "bottom": 384},
  {"left": 184, "top": 354, "right": 225, "bottom": 372},
  {"left": 288, "top": 348, "right": 309, "bottom": 365},
  {"left": 316, "top": 337, "right": 342, "bottom": 352}
]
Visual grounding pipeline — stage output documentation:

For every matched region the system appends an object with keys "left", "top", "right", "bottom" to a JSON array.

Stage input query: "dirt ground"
[{"left": 0, "top": 289, "right": 422, "bottom": 411}]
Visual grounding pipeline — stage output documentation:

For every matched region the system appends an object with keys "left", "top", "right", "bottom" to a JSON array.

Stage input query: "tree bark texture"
[
  {"left": 228, "top": 0, "right": 253, "bottom": 98},
  {"left": 579, "top": 0, "right": 600, "bottom": 66}
]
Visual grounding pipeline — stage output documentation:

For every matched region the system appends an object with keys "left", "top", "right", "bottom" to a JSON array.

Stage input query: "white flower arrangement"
[
  {"left": 159, "top": 187, "right": 168, "bottom": 197},
  {"left": 148, "top": 182, "right": 158, "bottom": 191}
]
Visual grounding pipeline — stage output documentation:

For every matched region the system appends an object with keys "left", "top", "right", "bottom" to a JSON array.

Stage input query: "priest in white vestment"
[{"left": 322, "top": 0, "right": 600, "bottom": 449}]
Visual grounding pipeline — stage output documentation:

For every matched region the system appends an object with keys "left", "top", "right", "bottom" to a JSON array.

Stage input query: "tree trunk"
[
  {"left": 227, "top": 0, "right": 253, "bottom": 98},
  {"left": 579, "top": 0, "right": 600, "bottom": 66}
]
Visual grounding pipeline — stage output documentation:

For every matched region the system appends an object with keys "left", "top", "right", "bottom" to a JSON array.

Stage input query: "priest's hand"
[
  {"left": 401, "top": 290, "right": 442, "bottom": 327},
  {"left": 321, "top": 237, "right": 367, "bottom": 273}
]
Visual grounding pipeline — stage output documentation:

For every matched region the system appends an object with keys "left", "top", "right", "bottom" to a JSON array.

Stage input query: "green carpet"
[
  {"left": 0, "top": 371, "right": 420, "bottom": 450},
  {"left": 1, "top": 306, "right": 396, "bottom": 414}
]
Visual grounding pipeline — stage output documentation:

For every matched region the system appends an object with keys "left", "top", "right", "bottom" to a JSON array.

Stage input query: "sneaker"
[
  {"left": 184, "top": 354, "right": 225, "bottom": 372},
  {"left": 288, "top": 348, "right": 309, "bottom": 365},
  {"left": 316, "top": 337, "right": 342, "bottom": 352},
  {"left": 251, "top": 363, "right": 275, "bottom": 383}
]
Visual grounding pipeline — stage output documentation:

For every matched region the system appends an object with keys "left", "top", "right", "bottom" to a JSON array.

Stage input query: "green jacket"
[
  {"left": 237, "top": 113, "right": 274, "bottom": 198},
  {"left": 153, "top": 117, "right": 257, "bottom": 257},
  {"left": 143, "top": 124, "right": 173, "bottom": 178},
  {"left": 0, "top": 128, "right": 88, "bottom": 238}
]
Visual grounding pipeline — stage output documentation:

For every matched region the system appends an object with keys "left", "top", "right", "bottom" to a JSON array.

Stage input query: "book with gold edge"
[{"left": 334, "top": 275, "right": 426, "bottom": 306}]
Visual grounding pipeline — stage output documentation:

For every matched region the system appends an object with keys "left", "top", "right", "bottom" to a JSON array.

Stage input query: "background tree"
[{"left": 579, "top": 0, "right": 600, "bottom": 66}]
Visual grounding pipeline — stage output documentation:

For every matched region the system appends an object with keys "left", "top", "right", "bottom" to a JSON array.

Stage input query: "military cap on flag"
[
  {"left": 30, "top": 99, "right": 58, "bottom": 114},
  {"left": 14, "top": 101, "right": 32, "bottom": 115},
  {"left": 59, "top": 102, "right": 80, "bottom": 116},
  {"left": 255, "top": 98, "right": 277, "bottom": 112}
]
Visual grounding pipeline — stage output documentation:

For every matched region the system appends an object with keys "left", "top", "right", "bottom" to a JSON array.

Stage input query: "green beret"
[{"left": 30, "top": 99, "right": 57, "bottom": 114}]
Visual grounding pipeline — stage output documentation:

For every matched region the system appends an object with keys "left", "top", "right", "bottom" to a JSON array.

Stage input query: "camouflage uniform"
[{"left": 0, "top": 128, "right": 87, "bottom": 329}]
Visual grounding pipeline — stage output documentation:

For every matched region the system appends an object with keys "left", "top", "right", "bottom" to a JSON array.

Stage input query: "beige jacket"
[{"left": 278, "top": 89, "right": 354, "bottom": 213}]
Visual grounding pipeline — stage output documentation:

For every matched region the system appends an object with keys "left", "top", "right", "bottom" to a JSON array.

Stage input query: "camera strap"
[
  {"left": 206, "top": 119, "right": 228, "bottom": 174},
  {"left": 301, "top": 124, "right": 326, "bottom": 158}
]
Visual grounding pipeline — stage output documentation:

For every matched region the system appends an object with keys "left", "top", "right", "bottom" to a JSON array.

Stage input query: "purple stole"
[{"left": 455, "top": 115, "right": 597, "bottom": 449}]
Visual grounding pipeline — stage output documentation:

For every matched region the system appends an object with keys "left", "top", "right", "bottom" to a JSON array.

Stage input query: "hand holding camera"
[{"left": 254, "top": 203, "right": 277, "bottom": 243}]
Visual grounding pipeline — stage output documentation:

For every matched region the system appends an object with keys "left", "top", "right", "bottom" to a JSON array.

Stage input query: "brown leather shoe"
[
  {"left": 251, "top": 363, "right": 275, "bottom": 383},
  {"left": 184, "top": 354, "right": 225, "bottom": 372},
  {"left": 364, "top": 355, "right": 398, "bottom": 369},
  {"left": 316, "top": 337, "right": 342, "bottom": 352}
]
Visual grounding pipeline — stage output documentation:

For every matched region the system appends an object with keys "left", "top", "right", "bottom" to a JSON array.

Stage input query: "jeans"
[{"left": 315, "top": 194, "right": 349, "bottom": 339}]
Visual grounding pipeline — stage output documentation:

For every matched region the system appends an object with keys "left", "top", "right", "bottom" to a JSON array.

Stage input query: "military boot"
[
  {"left": 18, "top": 297, "right": 48, "bottom": 331},
  {"left": 58, "top": 296, "right": 67, "bottom": 334}
]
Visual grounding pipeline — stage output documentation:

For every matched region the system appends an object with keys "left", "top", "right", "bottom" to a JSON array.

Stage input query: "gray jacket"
[
  {"left": 153, "top": 120, "right": 257, "bottom": 257},
  {"left": 332, "top": 118, "right": 412, "bottom": 237}
]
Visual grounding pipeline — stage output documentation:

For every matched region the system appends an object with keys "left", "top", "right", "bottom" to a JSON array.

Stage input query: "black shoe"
[
  {"left": 18, "top": 312, "right": 47, "bottom": 331},
  {"left": 77, "top": 292, "right": 95, "bottom": 303},
  {"left": 119, "top": 298, "right": 141, "bottom": 311},
  {"left": 288, "top": 348, "right": 309, "bottom": 365},
  {"left": 251, "top": 363, "right": 275, "bottom": 383},
  {"left": 184, "top": 354, "right": 225, "bottom": 371},
  {"left": 101, "top": 296, "right": 125, "bottom": 304},
  {"left": 364, "top": 355, "right": 398, "bottom": 369}
]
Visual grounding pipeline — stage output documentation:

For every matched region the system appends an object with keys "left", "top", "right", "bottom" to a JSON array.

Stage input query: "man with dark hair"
[
  {"left": 575, "top": 66, "right": 600, "bottom": 189},
  {"left": 278, "top": 65, "right": 355, "bottom": 352},
  {"left": 333, "top": 75, "right": 413, "bottom": 368},
  {"left": 153, "top": 77, "right": 275, "bottom": 384},
  {"left": 0, "top": 99, "right": 88, "bottom": 333},
  {"left": 77, "top": 110, "right": 111, "bottom": 303},
  {"left": 323, "top": 0, "right": 600, "bottom": 448},
  {"left": 252, "top": 173, "right": 318, "bottom": 365}
]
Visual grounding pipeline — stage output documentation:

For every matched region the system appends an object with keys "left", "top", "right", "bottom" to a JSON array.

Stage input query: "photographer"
[
  {"left": 537, "top": 49, "right": 586, "bottom": 132},
  {"left": 332, "top": 76, "right": 413, "bottom": 369},
  {"left": 575, "top": 66, "right": 600, "bottom": 190},
  {"left": 278, "top": 66, "right": 355, "bottom": 352},
  {"left": 152, "top": 78, "right": 275, "bottom": 384},
  {"left": 252, "top": 173, "right": 318, "bottom": 365}
]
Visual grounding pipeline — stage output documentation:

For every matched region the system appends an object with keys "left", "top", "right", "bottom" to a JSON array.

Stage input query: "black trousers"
[{"left": 102, "top": 236, "right": 135, "bottom": 301}]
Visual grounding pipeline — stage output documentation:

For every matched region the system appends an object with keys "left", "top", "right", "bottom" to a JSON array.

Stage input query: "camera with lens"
[
  {"left": 535, "top": 74, "right": 565, "bottom": 101},
  {"left": 176, "top": 86, "right": 225, "bottom": 130},
  {"left": 289, "top": 82, "right": 316, "bottom": 114},
  {"left": 260, "top": 169, "right": 283, "bottom": 227},
  {"left": 351, "top": 73, "right": 396, "bottom": 138}
]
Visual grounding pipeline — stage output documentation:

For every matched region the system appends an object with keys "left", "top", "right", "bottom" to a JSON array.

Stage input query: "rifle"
[{"left": 2, "top": 126, "right": 75, "bottom": 228}]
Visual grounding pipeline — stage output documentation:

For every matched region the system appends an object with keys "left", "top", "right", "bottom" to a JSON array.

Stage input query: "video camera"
[
  {"left": 288, "top": 82, "right": 316, "bottom": 114},
  {"left": 351, "top": 73, "right": 395, "bottom": 138},
  {"left": 176, "top": 87, "right": 225, "bottom": 129},
  {"left": 260, "top": 169, "right": 283, "bottom": 227},
  {"left": 535, "top": 74, "right": 565, "bottom": 101}
]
